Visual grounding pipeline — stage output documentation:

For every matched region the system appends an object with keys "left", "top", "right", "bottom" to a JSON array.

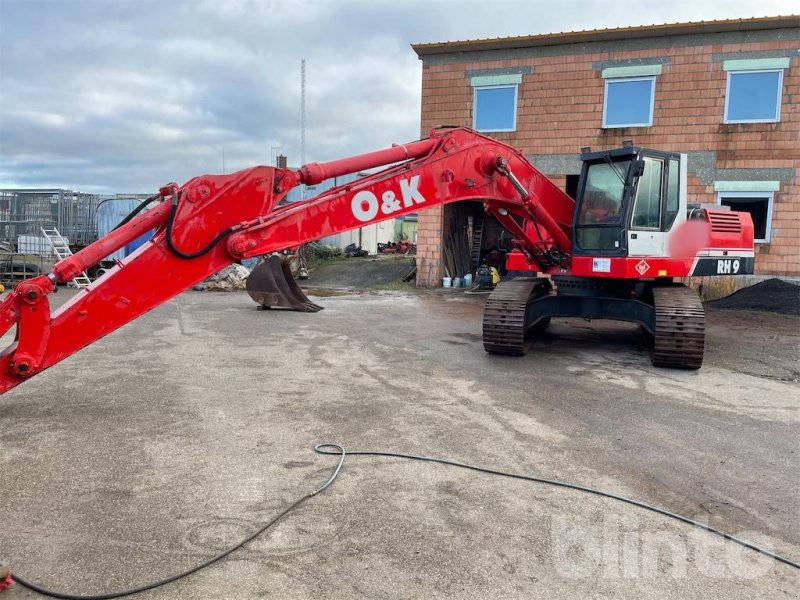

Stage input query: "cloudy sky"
[{"left": 0, "top": 0, "right": 795, "bottom": 193}]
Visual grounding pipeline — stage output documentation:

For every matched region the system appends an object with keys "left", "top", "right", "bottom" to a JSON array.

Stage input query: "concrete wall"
[
  {"left": 416, "top": 25, "right": 799, "bottom": 285},
  {"left": 416, "top": 204, "right": 445, "bottom": 286}
]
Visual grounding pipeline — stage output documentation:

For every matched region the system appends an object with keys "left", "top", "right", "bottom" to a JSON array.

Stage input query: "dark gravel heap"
[{"left": 706, "top": 278, "right": 800, "bottom": 315}]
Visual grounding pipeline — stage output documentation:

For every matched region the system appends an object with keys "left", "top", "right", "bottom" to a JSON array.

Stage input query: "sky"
[{"left": 0, "top": 0, "right": 796, "bottom": 193}]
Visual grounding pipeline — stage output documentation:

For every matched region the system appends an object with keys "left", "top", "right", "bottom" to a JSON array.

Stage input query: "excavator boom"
[{"left": 0, "top": 127, "right": 574, "bottom": 394}]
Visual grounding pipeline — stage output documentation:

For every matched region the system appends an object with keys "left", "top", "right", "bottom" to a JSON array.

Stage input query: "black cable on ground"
[
  {"left": 10, "top": 443, "right": 799, "bottom": 599},
  {"left": 315, "top": 445, "right": 800, "bottom": 571},
  {"left": 10, "top": 445, "right": 346, "bottom": 599}
]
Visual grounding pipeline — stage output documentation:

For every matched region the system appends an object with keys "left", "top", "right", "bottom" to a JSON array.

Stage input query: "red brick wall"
[
  {"left": 417, "top": 34, "right": 799, "bottom": 285},
  {"left": 415, "top": 204, "right": 444, "bottom": 286}
]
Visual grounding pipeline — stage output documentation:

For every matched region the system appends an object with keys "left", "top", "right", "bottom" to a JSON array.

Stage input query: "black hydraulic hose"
[
  {"left": 164, "top": 195, "right": 237, "bottom": 259},
  {"left": 110, "top": 194, "right": 161, "bottom": 232},
  {"left": 11, "top": 444, "right": 347, "bottom": 600},
  {"left": 315, "top": 446, "right": 800, "bottom": 571},
  {"left": 10, "top": 443, "right": 799, "bottom": 599}
]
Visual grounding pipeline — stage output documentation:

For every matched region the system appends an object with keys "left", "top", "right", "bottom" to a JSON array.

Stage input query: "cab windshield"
[{"left": 578, "top": 160, "right": 631, "bottom": 225}]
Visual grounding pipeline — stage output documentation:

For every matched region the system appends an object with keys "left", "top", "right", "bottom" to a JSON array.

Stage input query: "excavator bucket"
[{"left": 246, "top": 254, "right": 323, "bottom": 312}]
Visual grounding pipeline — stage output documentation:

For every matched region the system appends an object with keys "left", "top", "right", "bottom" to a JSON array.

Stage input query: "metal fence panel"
[{"left": 0, "top": 188, "right": 100, "bottom": 251}]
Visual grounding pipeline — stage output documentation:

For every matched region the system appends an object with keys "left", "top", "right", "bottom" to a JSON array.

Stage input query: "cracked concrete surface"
[{"left": 1, "top": 288, "right": 798, "bottom": 599}]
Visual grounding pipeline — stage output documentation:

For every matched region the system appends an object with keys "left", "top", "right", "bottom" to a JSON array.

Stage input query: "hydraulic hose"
[
  {"left": 110, "top": 194, "right": 161, "bottom": 232},
  {"left": 9, "top": 443, "right": 799, "bottom": 599},
  {"left": 164, "top": 194, "right": 237, "bottom": 259},
  {"left": 10, "top": 445, "right": 346, "bottom": 599}
]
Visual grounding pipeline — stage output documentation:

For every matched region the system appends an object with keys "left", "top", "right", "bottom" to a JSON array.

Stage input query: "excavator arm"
[{"left": 0, "top": 127, "right": 574, "bottom": 395}]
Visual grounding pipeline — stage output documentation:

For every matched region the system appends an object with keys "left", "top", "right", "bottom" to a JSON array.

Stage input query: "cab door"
[{"left": 627, "top": 155, "right": 685, "bottom": 258}]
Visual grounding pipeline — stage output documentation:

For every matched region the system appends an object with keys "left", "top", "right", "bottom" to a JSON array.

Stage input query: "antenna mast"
[{"left": 300, "top": 58, "right": 307, "bottom": 199}]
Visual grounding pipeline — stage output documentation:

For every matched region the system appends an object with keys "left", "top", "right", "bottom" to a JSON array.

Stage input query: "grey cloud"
[{"left": 0, "top": 0, "right": 795, "bottom": 193}]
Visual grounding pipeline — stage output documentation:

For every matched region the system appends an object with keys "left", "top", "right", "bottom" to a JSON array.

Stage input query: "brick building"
[{"left": 411, "top": 16, "right": 799, "bottom": 286}]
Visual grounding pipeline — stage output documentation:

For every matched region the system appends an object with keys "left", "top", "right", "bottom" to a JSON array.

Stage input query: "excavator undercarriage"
[{"left": 482, "top": 278, "right": 705, "bottom": 369}]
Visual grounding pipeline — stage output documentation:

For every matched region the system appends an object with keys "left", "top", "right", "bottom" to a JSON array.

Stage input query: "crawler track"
[
  {"left": 651, "top": 285, "right": 705, "bottom": 369},
  {"left": 482, "top": 278, "right": 550, "bottom": 355}
]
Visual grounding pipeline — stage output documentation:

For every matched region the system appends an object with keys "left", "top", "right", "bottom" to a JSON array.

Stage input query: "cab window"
[
  {"left": 664, "top": 159, "right": 680, "bottom": 229},
  {"left": 631, "top": 157, "right": 663, "bottom": 229},
  {"left": 576, "top": 160, "right": 630, "bottom": 251},
  {"left": 578, "top": 161, "right": 630, "bottom": 225}
]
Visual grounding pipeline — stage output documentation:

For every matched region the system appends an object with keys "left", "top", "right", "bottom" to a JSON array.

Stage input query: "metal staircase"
[{"left": 40, "top": 227, "right": 92, "bottom": 288}]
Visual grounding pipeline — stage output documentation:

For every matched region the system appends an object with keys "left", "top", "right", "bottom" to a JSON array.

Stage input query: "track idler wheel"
[{"left": 246, "top": 255, "right": 323, "bottom": 312}]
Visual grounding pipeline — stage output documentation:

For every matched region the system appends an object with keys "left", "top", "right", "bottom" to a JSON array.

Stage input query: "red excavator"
[{"left": 0, "top": 127, "right": 754, "bottom": 394}]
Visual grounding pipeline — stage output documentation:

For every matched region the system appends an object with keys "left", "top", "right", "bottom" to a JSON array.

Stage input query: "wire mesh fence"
[{"left": 0, "top": 188, "right": 100, "bottom": 250}]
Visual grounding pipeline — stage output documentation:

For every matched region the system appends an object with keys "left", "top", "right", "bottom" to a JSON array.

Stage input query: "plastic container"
[
  {"left": 452, "top": 277, "right": 461, "bottom": 288},
  {"left": 442, "top": 277, "right": 452, "bottom": 288},
  {"left": 464, "top": 274, "right": 473, "bottom": 287},
  {"left": 97, "top": 198, "right": 155, "bottom": 261}
]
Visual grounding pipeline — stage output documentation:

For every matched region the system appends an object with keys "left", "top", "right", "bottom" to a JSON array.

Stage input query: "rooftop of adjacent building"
[{"left": 411, "top": 15, "right": 800, "bottom": 56}]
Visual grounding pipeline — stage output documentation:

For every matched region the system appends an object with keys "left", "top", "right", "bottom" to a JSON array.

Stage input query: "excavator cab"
[{"left": 572, "top": 146, "right": 687, "bottom": 259}]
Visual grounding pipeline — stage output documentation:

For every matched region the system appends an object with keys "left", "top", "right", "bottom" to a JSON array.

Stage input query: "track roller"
[
  {"left": 651, "top": 285, "right": 705, "bottom": 369},
  {"left": 482, "top": 277, "right": 551, "bottom": 355}
]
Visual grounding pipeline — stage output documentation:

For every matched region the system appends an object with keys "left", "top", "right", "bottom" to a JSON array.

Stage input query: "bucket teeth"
[{"left": 246, "top": 255, "right": 323, "bottom": 312}]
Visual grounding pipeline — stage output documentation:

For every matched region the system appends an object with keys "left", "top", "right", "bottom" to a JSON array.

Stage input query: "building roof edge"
[{"left": 411, "top": 15, "right": 800, "bottom": 56}]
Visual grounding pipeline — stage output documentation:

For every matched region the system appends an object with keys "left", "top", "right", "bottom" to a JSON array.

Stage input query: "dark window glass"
[
  {"left": 720, "top": 196, "right": 770, "bottom": 241},
  {"left": 565, "top": 175, "right": 580, "bottom": 200}
]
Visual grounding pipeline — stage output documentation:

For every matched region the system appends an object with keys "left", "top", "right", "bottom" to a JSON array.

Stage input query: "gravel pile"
[{"left": 706, "top": 278, "right": 799, "bottom": 315}]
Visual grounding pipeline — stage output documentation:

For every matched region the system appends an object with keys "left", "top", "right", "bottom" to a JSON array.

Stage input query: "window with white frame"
[
  {"left": 723, "top": 57, "right": 789, "bottom": 123},
  {"left": 473, "top": 84, "right": 517, "bottom": 132},
  {"left": 599, "top": 64, "right": 662, "bottom": 128},
  {"left": 717, "top": 191, "right": 773, "bottom": 243},
  {"left": 725, "top": 70, "right": 783, "bottom": 123},
  {"left": 603, "top": 76, "right": 656, "bottom": 128}
]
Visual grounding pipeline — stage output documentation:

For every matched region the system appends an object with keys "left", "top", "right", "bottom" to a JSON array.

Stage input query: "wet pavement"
[{"left": 1, "top": 288, "right": 798, "bottom": 599}]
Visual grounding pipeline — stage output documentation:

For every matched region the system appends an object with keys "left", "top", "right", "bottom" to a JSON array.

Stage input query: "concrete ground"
[{"left": 1, "top": 287, "right": 799, "bottom": 599}]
